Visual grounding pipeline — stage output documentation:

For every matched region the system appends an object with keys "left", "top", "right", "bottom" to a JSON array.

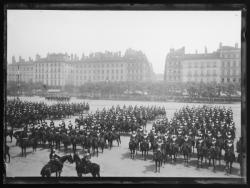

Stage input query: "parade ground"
[{"left": 6, "top": 97, "right": 241, "bottom": 177}]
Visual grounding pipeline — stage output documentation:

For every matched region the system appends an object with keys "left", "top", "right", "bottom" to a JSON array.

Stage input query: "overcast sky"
[{"left": 7, "top": 10, "right": 241, "bottom": 74}]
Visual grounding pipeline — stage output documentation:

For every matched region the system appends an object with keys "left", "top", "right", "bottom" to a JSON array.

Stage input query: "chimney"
[
  {"left": 235, "top": 43, "right": 238, "bottom": 48},
  {"left": 12, "top": 56, "right": 16, "bottom": 64},
  {"left": 195, "top": 50, "right": 198, "bottom": 54},
  {"left": 205, "top": 46, "right": 207, "bottom": 54},
  {"left": 219, "top": 42, "right": 222, "bottom": 49},
  {"left": 36, "top": 54, "right": 40, "bottom": 61},
  {"left": 19, "top": 56, "right": 22, "bottom": 62}
]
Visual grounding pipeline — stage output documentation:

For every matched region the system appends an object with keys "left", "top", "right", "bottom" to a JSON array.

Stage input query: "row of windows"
[
  {"left": 221, "top": 78, "right": 241, "bottom": 83},
  {"left": 221, "top": 53, "right": 240, "bottom": 59},
  {"left": 74, "top": 69, "right": 124, "bottom": 74},
  {"left": 74, "top": 75, "right": 124, "bottom": 81},
  {"left": 186, "top": 77, "right": 217, "bottom": 82},
  {"left": 222, "top": 61, "right": 240, "bottom": 67},
  {"left": 222, "top": 69, "right": 240, "bottom": 75},
  {"left": 187, "top": 73, "right": 217, "bottom": 77}
]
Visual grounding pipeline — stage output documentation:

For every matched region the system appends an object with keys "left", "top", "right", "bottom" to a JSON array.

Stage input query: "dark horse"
[
  {"left": 17, "top": 137, "right": 38, "bottom": 157},
  {"left": 153, "top": 149, "right": 163, "bottom": 173},
  {"left": 208, "top": 145, "right": 220, "bottom": 172},
  {"left": 129, "top": 139, "right": 137, "bottom": 159},
  {"left": 73, "top": 153, "right": 100, "bottom": 177},
  {"left": 4, "top": 144, "right": 10, "bottom": 163},
  {"left": 196, "top": 140, "right": 208, "bottom": 168},
  {"left": 106, "top": 131, "right": 121, "bottom": 149},
  {"left": 181, "top": 142, "right": 192, "bottom": 166},
  {"left": 224, "top": 148, "right": 236, "bottom": 175},
  {"left": 169, "top": 141, "right": 179, "bottom": 163},
  {"left": 140, "top": 139, "right": 149, "bottom": 160},
  {"left": 98, "top": 135, "right": 106, "bottom": 153},
  {"left": 91, "top": 137, "right": 99, "bottom": 157},
  {"left": 41, "top": 154, "right": 74, "bottom": 177}
]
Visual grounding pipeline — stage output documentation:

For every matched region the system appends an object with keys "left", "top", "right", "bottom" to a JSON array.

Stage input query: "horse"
[
  {"left": 91, "top": 137, "right": 99, "bottom": 157},
  {"left": 208, "top": 145, "right": 220, "bottom": 172},
  {"left": 129, "top": 139, "right": 137, "bottom": 159},
  {"left": 224, "top": 148, "right": 236, "bottom": 175},
  {"left": 54, "top": 132, "right": 61, "bottom": 150},
  {"left": 41, "top": 154, "right": 74, "bottom": 177},
  {"left": 98, "top": 135, "right": 106, "bottom": 153},
  {"left": 216, "top": 137, "right": 225, "bottom": 165},
  {"left": 169, "top": 141, "right": 179, "bottom": 163},
  {"left": 4, "top": 144, "right": 10, "bottom": 163},
  {"left": 161, "top": 140, "right": 171, "bottom": 164},
  {"left": 181, "top": 141, "right": 192, "bottom": 166},
  {"left": 196, "top": 140, "right": 209, "bottom": 168},
  {"left": 61, "top": 133, "right": 71, "bottom": 152},
  {"left": 71, "top": 135, "right": 78, "bottom": 154},
  {"left": 150, "top": 139, "right": 158, "bottom": 154},
  {"left": 112, "top": 132, "right": 121, "bottom": 146},
  {"left": 84, "top": 135, "right": 92, "bottom": 154},
  {"left": 106, "top": 132, "right": 114, "bottom": 149},
  {"left": 140, "top": 139, "right": 149, "bottom": 161},
  {"left": 17, "top": 137, "right": 38, "bottom": 157},
  {"left": 73, "top": 153, "right": 100, "bottom": 177},
  {"left": 153, "top": 149, "right": 163, "bottom": 173}
]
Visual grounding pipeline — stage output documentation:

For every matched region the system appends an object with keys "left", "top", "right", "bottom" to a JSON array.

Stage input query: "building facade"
[
  {"left": 164, "top": 43, "right": 241, "bottom": 84},
  {"left": 7, "top": 49, "right": 155, "bottom": 87}
]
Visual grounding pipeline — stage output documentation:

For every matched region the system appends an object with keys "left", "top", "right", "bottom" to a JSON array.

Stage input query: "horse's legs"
[{"left": 155, "top": 161, "right": 157, "bottom": 173}]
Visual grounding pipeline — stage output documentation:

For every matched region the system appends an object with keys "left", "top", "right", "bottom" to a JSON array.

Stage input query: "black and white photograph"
[{"left": 3, "top": 4, "right": 247, "bottom": 184}]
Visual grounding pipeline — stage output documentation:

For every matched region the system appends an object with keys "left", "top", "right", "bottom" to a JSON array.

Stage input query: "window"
[{"left": 227, "top": 78, "right": 230, "bottom": 82}]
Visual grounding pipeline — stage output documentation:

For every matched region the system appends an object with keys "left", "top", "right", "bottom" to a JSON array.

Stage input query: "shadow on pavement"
[
  {"left": 12, "top": 150, "right": 34, "bottom": 158},
  {"left": 142, "top": 163, "right": 155, "bottom": 174}
]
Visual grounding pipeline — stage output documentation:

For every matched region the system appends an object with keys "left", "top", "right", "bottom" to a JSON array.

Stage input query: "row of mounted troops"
[
  {"left": 75, "top": 105, "right": 166, "bottom": 133},
  {"left": 4, "top": 104, "right": 166, "bottom": 177},
  {"left": 5, "top": 104, "right": 166, "bottom": 177},
  {"left": 128, "top": 105, "right": 242, "bottom": 175},
  {"left": 6, "top": 99, "right": 90, "bottom": 131}
]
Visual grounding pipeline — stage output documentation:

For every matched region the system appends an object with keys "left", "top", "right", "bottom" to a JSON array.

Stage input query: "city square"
[{"left": 4, "top": 8, "right": 246, "bottom": 184}]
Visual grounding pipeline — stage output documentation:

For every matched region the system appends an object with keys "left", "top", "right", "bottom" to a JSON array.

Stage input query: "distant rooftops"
[
  {"left": 167, "top": 42, "right": 240, "bottom": 60},
  {"left": 11, "top": 48, "right": 150, "bottom": 64}
]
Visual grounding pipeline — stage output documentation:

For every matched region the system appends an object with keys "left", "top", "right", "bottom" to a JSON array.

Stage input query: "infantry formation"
[{"left": 4, "top": 99, "right": 242, "bottom": 177}]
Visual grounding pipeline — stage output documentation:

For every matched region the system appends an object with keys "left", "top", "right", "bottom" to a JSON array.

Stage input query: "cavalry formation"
[
  {"left": 128, "top": 105, "right": 241, "bottom": 175},
  {"left": 5, "top": 103, "right": 166, "bottom": 177},
  {"left": 6, "top": 99, "right": 89, "bottom": 130},
  {"left": 5, "top": 99, "right": 242, "bottom": 177}
]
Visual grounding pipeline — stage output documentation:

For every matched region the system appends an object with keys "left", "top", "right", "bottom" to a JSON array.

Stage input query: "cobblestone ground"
[{"left": 6, "top": 97, "right": 241, "bottom": 177}]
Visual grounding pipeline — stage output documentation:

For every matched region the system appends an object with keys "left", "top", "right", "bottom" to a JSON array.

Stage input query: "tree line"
[{"left": 7, "top": 81, "right": 241, "bottom": 99}]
